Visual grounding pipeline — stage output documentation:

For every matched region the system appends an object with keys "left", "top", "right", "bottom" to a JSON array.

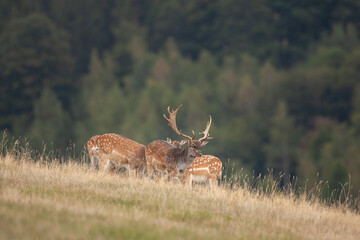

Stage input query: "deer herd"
[{"left": 87, "top": 105, "right": 222, "bottom": 188}]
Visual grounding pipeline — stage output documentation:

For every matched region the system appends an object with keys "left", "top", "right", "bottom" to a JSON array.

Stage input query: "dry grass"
[{"left": 0, "top": 141, "right": 360, "bottom": 239}]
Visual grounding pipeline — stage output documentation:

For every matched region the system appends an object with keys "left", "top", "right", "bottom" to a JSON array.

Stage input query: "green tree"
[
  {"left": 49, "top": 0, "right": 115, "bottom": 73},
  {"left": 264, "top": 101, "right": 299, "bottom": 187},
  {"left": 145, "top": 0, "right": 218, "bottom": 59},
  {"left": 279, "top": 25, "right": 360, "bottom": 127},
  {"left": 27, "top": 87, "right": 71, "bottom": 150},
  {"left": 217, "top": 0, "right": 273, "bottom": 60},
  {"left": 319, "top": 125, "right": 350, "bottom": 193},
  {"left": 111, "top": 22, "right": 147, "bottom": 80},
  {"left": 0, "top": 13, "right": 74, "bottom": 134},
  {"left": 73, "top": 50, "right": 126, "bottom": 148}
]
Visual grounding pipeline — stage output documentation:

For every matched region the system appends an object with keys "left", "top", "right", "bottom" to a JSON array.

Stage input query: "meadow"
[{"left": 0, "top": 141, "right": 359, "bottom": 240}]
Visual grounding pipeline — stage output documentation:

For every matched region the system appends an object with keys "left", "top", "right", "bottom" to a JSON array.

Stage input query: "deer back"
[
  {"left": 145, "top": 140, "right": 182, "bottom": 165},
  {"left": 97, "top": 133, "right": 144, "bottom": 156}
]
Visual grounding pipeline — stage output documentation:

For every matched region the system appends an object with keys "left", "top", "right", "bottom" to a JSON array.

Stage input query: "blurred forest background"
[{"left": 1, "top": 0, "right": 360, "bottom": 196}]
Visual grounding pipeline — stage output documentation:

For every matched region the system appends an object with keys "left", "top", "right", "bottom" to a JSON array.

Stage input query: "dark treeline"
[{"left": 1, "top": 0, "right": 360, "bottom": 195}]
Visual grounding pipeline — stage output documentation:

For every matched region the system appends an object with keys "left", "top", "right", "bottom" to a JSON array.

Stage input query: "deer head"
[
  {"left": 163, "top": 105, "right": 212, "bottom": 158},
  {"left": 146, "top": 105, "right": 213, "bottom": 180}
]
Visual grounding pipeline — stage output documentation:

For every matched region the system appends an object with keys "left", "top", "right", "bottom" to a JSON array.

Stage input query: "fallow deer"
[
  {"left": 87, "top": 133, "right": 146, "bottom": 177},
  {"left": 146, "top": 105, "right": 212, "bottom": 180},
  {"left": 183, "top": 155, "right": 222, "bottom": 188},
  {"left": 166, "top": 139, "right": 222, "bottom": 188}
]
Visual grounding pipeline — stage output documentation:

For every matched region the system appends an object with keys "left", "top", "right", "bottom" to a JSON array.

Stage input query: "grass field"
[{"left": 1, "top": 149, "right": 360, "bottom": 240}]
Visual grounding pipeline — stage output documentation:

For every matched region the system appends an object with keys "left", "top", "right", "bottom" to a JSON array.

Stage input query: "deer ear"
[
  {"left": 200, "top": 141, "right": 208, "bottom": 147},
  {"left": 180, "top": 140, "right": 187, "bottom": 146},
  {"left": 166, "top": 138, "right": 171, "bottom": 143}
]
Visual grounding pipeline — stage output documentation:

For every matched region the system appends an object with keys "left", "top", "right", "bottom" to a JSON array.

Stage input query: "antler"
[
  {"left": 199, "top": 115, "right": 213, "bottom": 142},
  {"left": 163, "top": 105, "right": 194, "bottom": 141}
]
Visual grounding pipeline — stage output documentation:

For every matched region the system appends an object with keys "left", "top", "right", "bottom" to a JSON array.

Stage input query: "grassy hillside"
[{"left": 0, "top": 153, "right": 359, "bottom": 240}]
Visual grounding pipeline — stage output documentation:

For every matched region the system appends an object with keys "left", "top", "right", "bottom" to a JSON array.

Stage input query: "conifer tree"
[
  {"left": 27, "top": 87, "right": 71, "bottom": 150},
  {"left": 264, "top": 101, "right": 298, "bottom": 187}
]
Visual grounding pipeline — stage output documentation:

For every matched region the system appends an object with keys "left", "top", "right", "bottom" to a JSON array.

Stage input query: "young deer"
[
  {"left": 183, "top": 155, "right": 222, "bottom": 188},
  {"left": 146, "top": 105, "right": 212, "bottom": 180},
  {"left": 166, "top": 139, "right": 222, "bottom": 188},
  {"left": 87, "top": 133, "right": 146, "bottom": 177}
]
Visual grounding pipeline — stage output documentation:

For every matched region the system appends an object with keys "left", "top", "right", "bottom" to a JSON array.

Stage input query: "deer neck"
[{"left": 175, "top": 147, "right": 196, "bottom": 171}]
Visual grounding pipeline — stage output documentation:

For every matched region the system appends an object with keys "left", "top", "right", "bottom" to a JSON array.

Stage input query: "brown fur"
[
  {"left": 146, "top": 105, "right": 212, "bottom": 180},
  {"left": 167, "top": 138, "right": 222, "bottom": 188},
  {"left": 183, "top": 155, "right": 222, "bottom": 188},
  {"left": 87, "top": 133, "right": 146, "bottom": 177},
  {"left": 146, "top": 139, "right": 206, "bottom": 180}
]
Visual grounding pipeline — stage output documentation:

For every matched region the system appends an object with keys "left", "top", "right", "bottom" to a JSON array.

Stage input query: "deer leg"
[
  {"left": 209, "top": 177, "right": 217, "bottom": 189},
  {"left": 179, "top": 174, "right": 186, "bottom": 184},
  {"left": 137, "top": 163, "right": 147, "bottom": 178},
  {"left": 98, "top": 157, "right": 106, "bottom": 171},
  {"left": 104, "top": 160, "right": 115, "bottom": 173},
  {"left": 89, "top": 153, "right": 94, "bottom": 168},
  {"left": 167, "top": 170, "right": 175, "bottom": 181},
  {"left": 91, "top": 155, "right": 99, "bottom": 170},
  {"left": 146, "top": 162, "right": 154, "bottom": 178},
  {"left": 187, "top": 174, "right": 193, "bottom": 188},
  {"left": 129, "top": 160, "right": 138, "bottom": 178},
  {"left": 128, "top": 166, "right": 137, "bottom": 177}
]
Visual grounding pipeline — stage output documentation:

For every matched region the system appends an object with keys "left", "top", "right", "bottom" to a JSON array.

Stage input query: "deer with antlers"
[
  {"left": 166, "top": 139, "right": 222, "bottom": 188},
  {"left": 146, "top": 105, "right": 212, "bottom": 180},
  {"left": 87, "top": 133, "right": 146, "bottom": 177}
]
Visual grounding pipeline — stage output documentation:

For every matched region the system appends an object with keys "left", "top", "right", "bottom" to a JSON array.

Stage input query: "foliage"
[
  {"left": 1, "top": 0, "right": 360, "bottom": 196},
  {"left": 27, "top": 87, "right": 71, "bottom": 150},
  {"left": 264, "top": 101, "right": 299, "bottom": 187},
  {"left": 0, "top": 13, "right": 74, "bottom": 133}
]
